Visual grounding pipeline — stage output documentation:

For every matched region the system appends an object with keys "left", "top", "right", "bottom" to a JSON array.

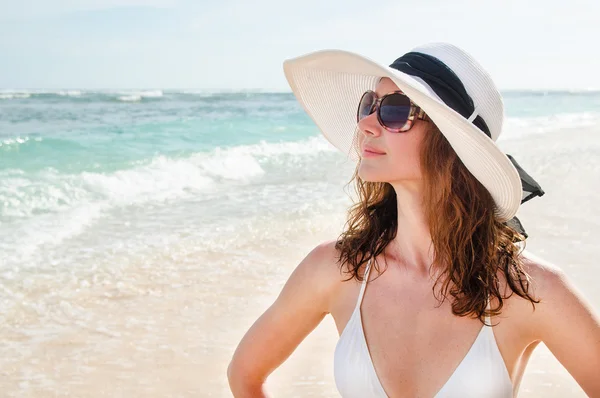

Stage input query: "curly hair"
[{"left": 334, "top": 122, "right": 540, "bottom": 326}]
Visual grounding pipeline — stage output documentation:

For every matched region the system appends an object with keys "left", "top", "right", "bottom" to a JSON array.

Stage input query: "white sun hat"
[{"left": 283, "top": 42, "right": 544, "bottom": 224}]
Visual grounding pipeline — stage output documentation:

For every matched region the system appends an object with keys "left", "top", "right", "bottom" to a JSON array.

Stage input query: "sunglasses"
[{"left": 357, "top": 90, "right": 429, "bottom": 132}]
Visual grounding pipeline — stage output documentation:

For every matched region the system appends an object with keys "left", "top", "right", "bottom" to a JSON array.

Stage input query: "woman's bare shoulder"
[
  {"left": 298, "top": 239, "right": 349, "bottom": 312},
  {"left": 489, "top": 249, "right": 561, "bottom": 320},
  {"left": 308, "top": 238, "right": 348, "bottom": 281},
  {"left": 518, "top": 249, "right": 566, "bottom": 292},
  {"left": 310, "top": 238, "right": 340, "bottom": 262},
  {"left": 511, "top": 249, "right": 592, "bottom": 328}
]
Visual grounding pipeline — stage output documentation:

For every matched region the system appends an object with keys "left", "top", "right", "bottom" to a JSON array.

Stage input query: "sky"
[{"left": 1, "top": 0, "right": 599, "bottom": 91}]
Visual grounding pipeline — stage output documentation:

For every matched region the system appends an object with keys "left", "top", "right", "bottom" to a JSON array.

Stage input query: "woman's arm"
[
  {"left": 227, "top": 240, "right": 342, "bottom": 397},
  {"left": 523, "top": 251, "right": 600, "bottom": 397}
]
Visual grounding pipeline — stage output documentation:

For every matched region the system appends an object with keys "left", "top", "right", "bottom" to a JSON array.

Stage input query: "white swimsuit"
[{"left": 334, "top": 258, "right": 513, "bottom": 397}]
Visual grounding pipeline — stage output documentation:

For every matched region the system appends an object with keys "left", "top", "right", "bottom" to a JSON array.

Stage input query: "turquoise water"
[
  {"left": 0, "top": 91, "right": 311, "bottom": 173},
  {"left": 3, "top": 90, "right": 600, "bottom": 173}
]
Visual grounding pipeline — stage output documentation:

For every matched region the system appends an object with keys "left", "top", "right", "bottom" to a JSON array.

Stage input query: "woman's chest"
[{"left": 331, "top": 273, "right": 537, "bottom": 396}]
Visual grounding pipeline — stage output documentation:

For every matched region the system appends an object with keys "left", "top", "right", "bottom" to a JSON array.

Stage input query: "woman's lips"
[{"left": 362, "top": 149, "right": 386, "bottom": 157}]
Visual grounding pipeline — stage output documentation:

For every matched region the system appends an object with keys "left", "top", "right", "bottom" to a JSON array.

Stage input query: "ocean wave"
[
  {"left": 0, "top": 136, "right": 34, "bottom": 148},
  {"left": 117, "top": 94, "right": 142, "bottom": 102},
  {"left": 0, "top": 149, "right": 251, "bottom": 255},
  {"left": 0, "top": 135, "right": 348, "bottom": 262},
  {"left": 115, "top": 90, "right": 163, "bottom": 102},
  {"left": 80, "top": 155, "right": 217, "bottom": 205},
  {"left": 210, "top": 135, "right": 338, "bottom": 159},
  {"left": 7, "top": 202, "right": 107, "bottom": 261},
  {"left": 57, "top": 90, "right": 82, "bottom": 97},
  {"left": 503, "top": 111, "right": 600, "bottom": 140},
  {"left": 0, "top": 93, "right": 31, "bottom": 100},
  {"left": 0, "top": 89, "right": 295, "bottom": 104},
  {"left": 0, "top": 89, "right": 166, "bottom": 102},
  {"left": 0, "top": 135, "right": 337, "bottom": 219},
  {"left": 0, "top": 158, "right": 215, "bottom": 257},
  {"left": 0, "top": 160, "right": 212, "bottom": 220}
]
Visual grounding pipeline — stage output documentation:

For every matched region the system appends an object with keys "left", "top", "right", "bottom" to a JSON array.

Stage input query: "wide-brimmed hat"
[{"left": 283, "top": 42, "right": 544, "bottom": 227}]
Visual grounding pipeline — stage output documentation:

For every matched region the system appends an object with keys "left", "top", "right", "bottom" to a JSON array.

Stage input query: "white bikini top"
[{"left": 333, "top": 258, "right": 514, "bottom": 397}]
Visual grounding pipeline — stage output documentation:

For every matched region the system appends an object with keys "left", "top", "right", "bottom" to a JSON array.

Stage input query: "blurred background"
[{"left": 1, "top": 0, "right": 599, "bottom": 396}]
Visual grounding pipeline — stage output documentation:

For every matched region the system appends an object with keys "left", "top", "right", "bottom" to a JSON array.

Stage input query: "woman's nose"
[{"left": 357, "top": 110, "right": 383, "bottom": 137}]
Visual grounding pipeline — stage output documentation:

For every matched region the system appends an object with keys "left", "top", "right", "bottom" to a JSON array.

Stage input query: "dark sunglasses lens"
[
  {"left": 357, "top": 91, "right": 376, "bottom": 121},
  {"left": 380, "top": 93, "right": 411, "bottom": 130}
]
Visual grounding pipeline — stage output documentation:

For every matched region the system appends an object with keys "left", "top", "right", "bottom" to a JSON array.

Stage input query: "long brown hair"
[{"left": 334, "top": 122, "right": 540, "bottom": 325}]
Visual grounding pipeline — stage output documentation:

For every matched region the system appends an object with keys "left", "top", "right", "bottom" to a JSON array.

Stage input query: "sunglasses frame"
[{"left": 357, "top": 90, "right": 429, "bottom": 132}]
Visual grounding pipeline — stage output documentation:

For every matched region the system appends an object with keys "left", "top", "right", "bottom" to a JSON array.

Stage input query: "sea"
[{"left": 1, "top": 89, "right": 599, "bottom": 397}]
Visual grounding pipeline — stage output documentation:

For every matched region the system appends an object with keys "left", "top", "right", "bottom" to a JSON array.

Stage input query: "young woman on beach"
[{"left": 227, "top": 42, "right": 600, "bottom": 397}]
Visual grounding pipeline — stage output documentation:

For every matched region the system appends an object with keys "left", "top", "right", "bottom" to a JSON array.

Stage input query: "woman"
[{"left": 227, "top": 43, "right": 600, "bottom": 397}]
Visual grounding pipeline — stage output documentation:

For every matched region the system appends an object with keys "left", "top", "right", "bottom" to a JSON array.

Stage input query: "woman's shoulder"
[
  {"left": 517, "top": 249, "right": 566, "bottom": 292},
  {"left": 498, "top": 249, "right": 576, "bottom": 331},
  {"left": 307, "top": 238, "right": 352, "bottom": 282},
  {"left": 294, "top": 239, "right": 350, "bottom": 313},
  {"left": 491, "top": 249, "right": 562, "bottom": 294},
  {"left": 309, "top": 238, "right": 340, "bottom": 262},
  {"left": 309, "top": 238, "right": 367, "bottom": 279}
]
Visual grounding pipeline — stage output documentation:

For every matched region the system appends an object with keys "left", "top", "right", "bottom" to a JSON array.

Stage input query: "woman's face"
[{"left": 357, "top": 77, "right": 430, "bottom": 185}]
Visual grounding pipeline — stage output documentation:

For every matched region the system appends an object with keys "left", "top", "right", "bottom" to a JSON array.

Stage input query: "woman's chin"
[{"left": 357, "top": 168, "right": 387, "bottom": 182}]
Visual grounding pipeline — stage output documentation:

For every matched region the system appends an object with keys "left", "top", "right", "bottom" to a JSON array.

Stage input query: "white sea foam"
[
  {"left": 1, "top": 156, "right": 218, "bottom": 218},
  {"left": 199, "top": 151, "right": 264, "bottom": 181},
  {"left": 217, "top": 135, "right": 337, "bottom": 158},
  {"left": 0, "top": 157, "right": 217, "bottom": 263},
  {"left": 57, "top": 90, "right": 82, "bottom": 97},
  {"left": 80, "top": 155, "right": 215, "bottom": 205},
  {"left": 116, "top": 90, "right": 163, "bottom": 102},
  {"left": 0, "top": 136, "right": 31, "bottom": 147},
  {"left": 8, "top": 202, "right": 106, "bottom": 261},
  {"left": 117, "top": 95, "right": 142, "bottom": 102}
]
